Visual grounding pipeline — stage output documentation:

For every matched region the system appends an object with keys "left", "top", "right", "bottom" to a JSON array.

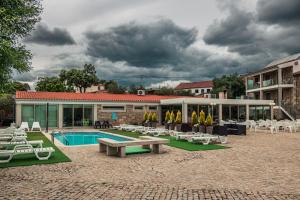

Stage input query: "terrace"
[{"left": 0, "top": 129, "right": 299, "bottom": 199}]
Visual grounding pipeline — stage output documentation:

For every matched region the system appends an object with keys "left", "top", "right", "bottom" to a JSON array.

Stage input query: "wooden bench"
[{"left": 97, "top": 136, "right": 169, "bottom": 157}]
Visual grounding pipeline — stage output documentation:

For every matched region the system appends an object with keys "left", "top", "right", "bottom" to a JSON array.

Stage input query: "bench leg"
[
  {"left": 152, "top": 144, "right": 162, "bottom": 154},
  {"left": 106, "top": 146, "right": 118, "bottom": 156},
  {"left": 142, "top": 144, "right": 151, "bottom": 149},
  {"left": 118, "top": 147, "right": 126, "bottom": 157},
  {"left": 99, "top": 143, "right": 107, "bottom": 153}
]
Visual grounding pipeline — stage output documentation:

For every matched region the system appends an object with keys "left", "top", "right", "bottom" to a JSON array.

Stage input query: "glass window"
[
  {"left": 263, "top": 106, "right": 271, "bottom": 120},
  {"left": 83, "top": 105, "right": 93, "bottom": 126},
  {"left": 149, "top": 106, "right": 157, "bottom": 111},
  {"left": 134, "top": 106, "right": 144, "bottom": 111},
  {"left": 201, "top": 89, "right": 204, "bottom": 94},
  {"left": 74, "top": 105, "right": 83, "bottom": 126},
  {"left": 222, "top": 105, "right": 230, "bottom": 121},
  {"left": 238, "top": 106, "right": 246, "bottom": 121},
  {"left": 195, "top": 89, "right": 199, "bottom": 93},
  {"left": 48, "top": 105, "right": 58, "bottom": 127},
  {"left": 230, "top": 105, "right": 238, "bottom": 121},
  {"left": 249, "top": 106, "right": 256, "bottom": 120},
  {"left": 21, "top": 105, "right": 34, "bottom": 127},
  {"left": 102, "top": 106, "right": 125, "bottom": 111},
  {"left": 207, "top": 89, "right": 211, "bottom": 93},
  {"left": 63, "top": 105, "right": 73, "bottom": 127},
  {"left": 35, "top": 105, "right": 46, "bottom": 128}
]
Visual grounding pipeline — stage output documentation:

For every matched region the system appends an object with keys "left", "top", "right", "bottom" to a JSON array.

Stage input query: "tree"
[
  {"left": 0, "top": 0, "right": 42, "bottom": 89},
  {"left": 0, "top": 81, "right": 30, "bottom": 94},
  {"left": 212, "top": 74, "right": 245, "bottom": 99},
  {"left": 36, "top": 77, "right": 74, "bottom": 92},
  {"left": 128, "top": 84, "right": 139, "bottom": 94},
  {"left": 59, "top": 64, "right": 98, "bottom": 93},
  {"left": 106, "top": 81, "right": 125, "bottom": 94},
  {"left": 206, "top": 113, "right": 212, "bottom": 126}
]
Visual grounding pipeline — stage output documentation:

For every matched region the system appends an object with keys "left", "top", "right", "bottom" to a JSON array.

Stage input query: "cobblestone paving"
[
  {"left": 0, "top": 177, "right": 299, "bottom": 200},
  {"left": 1, "top": 131, "right": 300, "bottom": 199}
]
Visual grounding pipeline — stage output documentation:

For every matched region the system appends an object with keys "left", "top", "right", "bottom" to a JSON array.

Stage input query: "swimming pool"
[{"left": 54, "top": 132, "right": 132, "bottom": 146}]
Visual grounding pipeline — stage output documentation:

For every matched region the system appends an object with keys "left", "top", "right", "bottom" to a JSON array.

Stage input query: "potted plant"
[
  {"left": 151, "top": 112, "right": 158, "bottom": 128},
  {"left": 143, "top": 112, "right": 149, "bottom": 126},
  {"left": 175, "top": 110, "right": 182, "bottom": 131},
  {"left": 169, "top": 111, "right": 175, "bottom": 130},
  {"left": 206, "top": 113, "right": 213, "bottom": 134},
  {"left": 147, "top": 112, "right": 152, "bottom": 127},
  {"left": 164, "top": 110, "right": 171, "bottom": 129},
  {"left": 199, "top": 110, "right": 206, "bottom": 133},
  {"left": 191, "top": 111, "right": 198, "bottom": 132}
]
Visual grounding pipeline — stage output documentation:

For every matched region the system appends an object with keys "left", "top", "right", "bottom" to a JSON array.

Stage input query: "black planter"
[
  {"left": 175, "top": 124, "right": 182, "bottom": 132},
  {"left": 199, "top": 125, "right": 206, "bottom": 133},
  {"left": 206, "top": 126, "right": 213, "bottom": 134},
  {"left": 169, "top": 123, "right": 175, "bottom": 130},
  {"left": 152, "top": 122, "right": 157, "bottom": 128},
  {"left": 164, "top": 123, "right": 169, "bottom": 130},
  {"left": 192, "top": 125, "right": 199, "bottom": 133}
]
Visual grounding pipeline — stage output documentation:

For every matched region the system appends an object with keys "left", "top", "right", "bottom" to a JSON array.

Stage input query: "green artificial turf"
[
  {"left": 159, "top": 136, "right": 227, "bottom": 151},
  {"left": 0, "top": 132, "right": 71, "bottom": 168},
  {"left": 126, "top": 146, "right": 151, "bottom": 155},
  {"left": 104, "top": 129, "right": 227, "bottom": 151}
]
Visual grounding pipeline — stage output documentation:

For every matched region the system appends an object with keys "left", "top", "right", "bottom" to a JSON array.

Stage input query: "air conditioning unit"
[{"left": 137, "top": 90, "right": 145, "bottom": 96}]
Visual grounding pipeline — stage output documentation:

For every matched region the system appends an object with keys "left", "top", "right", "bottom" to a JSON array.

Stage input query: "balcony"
[{"left": 262, "top": 79, "right": 277, "bottom": 87}]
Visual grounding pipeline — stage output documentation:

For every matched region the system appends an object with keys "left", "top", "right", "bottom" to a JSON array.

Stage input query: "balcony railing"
[
  {"left": 262, "top": 79, "right": 277, "bottom": 87},
  {"left": 282, "top": 77, "right": 293, "bottom": 84},
  {"left": 247, "top": 82, "right": 260, "bottom": 90}
]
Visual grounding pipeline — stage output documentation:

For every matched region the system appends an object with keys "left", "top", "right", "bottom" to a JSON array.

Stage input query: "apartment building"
[{"left": 244, "top": 53, "right": 300, "bottom": 119}]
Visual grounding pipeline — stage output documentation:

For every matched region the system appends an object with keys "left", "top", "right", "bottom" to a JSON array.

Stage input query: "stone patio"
[{"left": 1, "top": 131, "right": 300, "bottom": 200}]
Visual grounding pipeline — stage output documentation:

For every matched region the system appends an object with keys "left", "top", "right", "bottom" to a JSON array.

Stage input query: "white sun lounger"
[
  {"left": 0, "top": 140, "right": 43, "bottom": 149},
  {"left": 31, "top": 122, "right": 42, "bottom": 132},
  {"left": 0, "top": 135, "right": 27, "bottom": 141},
  {"left": 20, "top": 122, "right": 30, "bottom": 131},
  {"left": 190, "top": 134, "right": 227, "bottom": 145},
  {"left": 145, "top": 129, "right": 169, "bottom": 137},
  {"left": 0, "top": 144, "right": 55, "bottom": 163}
]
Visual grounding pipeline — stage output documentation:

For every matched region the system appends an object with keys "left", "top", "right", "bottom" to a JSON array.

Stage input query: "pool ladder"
[{"left": 60, "top": 130, "right": 70, "bottom": 145}]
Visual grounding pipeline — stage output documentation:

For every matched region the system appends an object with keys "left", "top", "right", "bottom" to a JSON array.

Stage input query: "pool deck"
[{"left": 1, "top": 130, "right": 300, "bottom": 199}]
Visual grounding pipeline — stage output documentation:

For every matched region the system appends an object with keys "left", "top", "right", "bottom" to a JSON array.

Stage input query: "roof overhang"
[{"left": 160, "top": 97, "right": 274, "bottom": 105}]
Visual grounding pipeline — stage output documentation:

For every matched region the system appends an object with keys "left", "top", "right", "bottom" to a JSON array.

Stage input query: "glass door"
[
  {"left": 74, "top": 105, "right": 83, "bottom": 126},
  {"left": 35, "top": 105, "right": 46, "bottom": 128},
  {"left": 48, "top": 105, "right": 58, "bottom": 127},
  {"left": 21, "top": 105, "right": 34, "bottom": 127},
  {"left": 63, "top": 105, "right": 73, "bottom": 127},
  {"left": 83, "top": 105, "right": 93, "bottom": 126}
]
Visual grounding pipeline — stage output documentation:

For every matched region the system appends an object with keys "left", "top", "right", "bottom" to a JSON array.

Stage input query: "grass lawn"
[
  {"left": 0, "top": 132, "right": 71, "bottom": 168},
  {"left": 103, "top": 129, "right": 227, "bottom": 151}
]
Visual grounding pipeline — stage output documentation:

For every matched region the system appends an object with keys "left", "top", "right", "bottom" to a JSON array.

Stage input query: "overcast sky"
[{"left": 14, "top": 0, "right": 300, "bottom": 88}]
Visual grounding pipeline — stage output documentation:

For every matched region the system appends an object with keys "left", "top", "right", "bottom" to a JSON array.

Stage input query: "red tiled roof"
[
  {"left": 175, "top": 81, "right": 213, "bottom": 90},
  {"left": 16, "top": 91, "right": 184, "bottom": 102}
]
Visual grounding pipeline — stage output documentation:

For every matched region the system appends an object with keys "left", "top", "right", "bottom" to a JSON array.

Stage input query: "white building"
[{"left": 175, "top": 81, "right": 213, "bottom": 96}]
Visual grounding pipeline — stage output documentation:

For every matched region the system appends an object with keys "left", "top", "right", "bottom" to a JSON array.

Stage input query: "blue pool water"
[{"left": 54, "top": 132, "right": 132, "bottom": 146}]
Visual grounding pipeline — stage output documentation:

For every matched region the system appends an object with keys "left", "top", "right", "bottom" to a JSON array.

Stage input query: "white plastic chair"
[
  {"left": 31, "top": 122, "right": 42, "bottom": 132},
  {"left": 20, "top": 122, "right": 29, "bottom": 131}
]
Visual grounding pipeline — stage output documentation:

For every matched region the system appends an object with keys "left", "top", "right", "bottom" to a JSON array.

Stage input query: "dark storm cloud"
[
  {"left": 204, "top": 8, "right": 255, "bottom": 46},
  {"left": 85, "top": 19, "right": 198, "bottom": 67},
  {"left": 257, "top": 0, "right": 300, "bottom": 25},
  {"left": 203, "top": 0, "right": 300, "bottom": 57},
  {"left": 25, "top": 23, "right": 76, "bottom": 46}
]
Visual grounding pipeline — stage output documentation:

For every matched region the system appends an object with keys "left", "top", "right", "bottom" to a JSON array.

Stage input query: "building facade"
[
  {"left": 15, "top": 91, "right": 273, "bottom": 129},
  {"left": 175, "top": 81, "right": 213, "bottom": 96},
  {"left": 244, "top": 53, "right": 300, "bottom": 119}
]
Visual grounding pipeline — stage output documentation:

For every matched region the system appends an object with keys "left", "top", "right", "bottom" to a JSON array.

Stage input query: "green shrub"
[
  {"left": 152, "top": 112, "right": 158, "bottom": 122},
  {"left": 191, "top": 111, "right": 198, "bottom": 125},
  {"left": 175, "top": 110, "right": 182, "bottom": 124},
  {"left": 206, "top": 113, "right": 213, "bottom": 126},
  {"left": 165, "top": 110, "right": 170, "bottom": 122},
  {"left": 199, "top": 110, "right": 205, "bottom": 125},
  {"left": 143, "top": 112, "right": 149, "bottom": 122},
  {"left": 147, "top": 112, "right": 152, "bottom": 122},
  {"left": 170, "top": 111, "right": 175, "bottom": 123}
]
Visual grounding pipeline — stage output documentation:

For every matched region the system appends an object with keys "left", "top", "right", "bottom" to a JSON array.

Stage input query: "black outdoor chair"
[{"left": 94, "top": 121, "right": 102, "bottom": 129}]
